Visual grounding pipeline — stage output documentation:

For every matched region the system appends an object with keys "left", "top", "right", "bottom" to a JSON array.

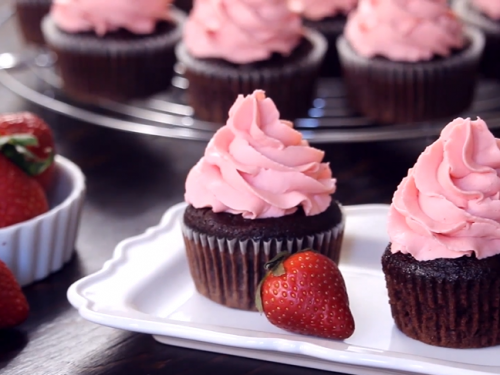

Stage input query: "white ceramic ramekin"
[{"left": 0, "top": 155, "right": 86, "bottom": 286}]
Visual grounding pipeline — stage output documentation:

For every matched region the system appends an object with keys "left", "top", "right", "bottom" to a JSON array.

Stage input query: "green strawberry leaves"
[{"left": 0, "top": 134, "right": 54, "bottom": 176}]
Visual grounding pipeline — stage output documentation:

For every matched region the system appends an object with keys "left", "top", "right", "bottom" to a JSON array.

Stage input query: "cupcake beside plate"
[{"left": 383, "top": 116, "right": 500, "bottom": 348}]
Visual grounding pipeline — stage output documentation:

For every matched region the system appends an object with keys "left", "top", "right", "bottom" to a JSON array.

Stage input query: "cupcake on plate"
[
  {"left": 176, "top": 0, "right": 327, "bottom": 124},
  {"left": 337, "top": 0, "right": 484, "bottom": 124},
  {"left": 453, "top": 0, "right": 500, "bottom": 79},
  {"left": 182, "top": 90, "right": 344, "bottom": 311},
  {"left": 15, "top": 0, "right": 52, "bottom": 45},
  {"left": 42, "top": 0, "right": 184, "bottom": 103},
  {"left": 383, "top": 117, "right": 500, "bottom": 348},
  {"left": 297, "top": 0, "right": 358, "bottom": 76}
]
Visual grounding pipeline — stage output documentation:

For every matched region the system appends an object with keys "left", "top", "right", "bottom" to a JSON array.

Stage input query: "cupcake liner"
[
  {"left": 337, "top": 27, "right": 485, "bottom": 124},
  {"left": 382, "top": 245, "right": 500, "bottom": 348},
  {"left": 182, "top": 213, "right": 345, "bottom": 311},
  {"left": 15, "top": 0, "right": 52, "bottom": 45},
  {"left": 176, "top": 27, "right": 327, "bottom": 124},
  {"left": 303, "top": 16, "right": 346, "bottom": 77},
  {"left": 454, "top": 0, "right": 500, "bottom": 80},
  {"left": 0, "top": 156, "right": 85, "bottom": 286},
  {"left": 42, "top": 8, "right": 185, "bottom": 103}
]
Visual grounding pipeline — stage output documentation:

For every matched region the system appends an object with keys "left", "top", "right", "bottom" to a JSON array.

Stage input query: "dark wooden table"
[{"left": 0, "top": 24, "right": 442, "bottom": 371}]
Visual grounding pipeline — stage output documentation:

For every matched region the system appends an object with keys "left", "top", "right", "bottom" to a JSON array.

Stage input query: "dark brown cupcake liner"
[
  {"left": 304, "top": 15, "right": 346, "bottom": 77},
  {"left": 182, "top": 210, "right": 345, "bottom": 311},
  {"left": 41, "top": 8, "right": 185, "bottom": 103},
  {"left": 175, "top": 27, "right": 327, "bottom": 124},
  {"left": 382, "top": 245, "right": 500, "bottom": 348},
  {"left": 454, "top": 0, "right": 500, "bottom": 80},
  {"left": 337, "top": 27, "right": 484, "bottom": 124},
  {"left": 15, "top": 0, "right": 52, "bottom": 45}
]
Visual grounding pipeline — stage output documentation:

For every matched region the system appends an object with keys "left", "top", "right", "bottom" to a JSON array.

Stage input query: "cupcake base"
[
  {"left": 15, "top": 0, "right": 52, "bottom": 45},
  {"left": 382, "top": 245, "right": 500, "bottom": 348},
  {"left": 182, "top": 202, "right": 344, "bottom": 311},
  {"left": 337, "top": 27, "right": 484, "bottom": 124},
  {"left": 303, "top": 15, "right": 345, "bottom": 77},
  {"left": 454, "top": 0, "right": 500, "bottom": 80},
  {"left": 42, "top": 9, "right": 185, "bottom": 103},
  {"left": 176, "top": 28, "right": 327, "bottom": 124}
]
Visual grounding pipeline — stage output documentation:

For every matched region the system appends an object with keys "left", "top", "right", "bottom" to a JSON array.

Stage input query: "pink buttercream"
[
  {"left": 472, "top": 0, "right": 500, "bottom": 20},
  {"left": 388, "top": 118, "right": 500, "bottom": 261},
  {"left": 298, "top": 0, "right": 358, "bottom": 21},
  {"left": 183, "top": 0, "right": 302, "bottom": 64},
  {"left": 184, "top": 90, "right": 336, "bottom": 219},
  {"left": 344, "top": 0, "right": 465, "bottom": 62},
  {"left": 50, "top": 0, "right": 172, "bottom": 36}
]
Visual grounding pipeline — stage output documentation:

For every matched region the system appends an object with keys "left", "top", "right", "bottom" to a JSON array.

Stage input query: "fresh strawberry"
[
  {"left": 0, "top": 153, "right": 49, "bottom": 228},
  {"left": 0, "top": 113, "right": 55, "bottom": 191},
  {"left": 0, "top": 260, "right": 29, "bottom": 329},
  {"left": 256, "top": 250, "right": 355, "bottom": 340}
]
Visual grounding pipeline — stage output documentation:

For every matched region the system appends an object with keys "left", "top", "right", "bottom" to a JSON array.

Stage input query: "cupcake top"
[
  {"left": 183, "top": 0, "right": 302, "bottom": 64},
  {"left": 471, "top": 0, "right": 500, "bottom": 20},
  {"left": 297, "top": 0, "right": 358, "bottom": 21},
  {"left": 344, "top": 0, "right": 465, "bottom": 62},
  {"left": 388, "top": 117, "right": 500, "bottom": 261},
  {"left": 50, "top": 0, "right": 172, "bottom": 36},
  {"left": 185, "top": 90, "right": 336, "bottom": 220}
]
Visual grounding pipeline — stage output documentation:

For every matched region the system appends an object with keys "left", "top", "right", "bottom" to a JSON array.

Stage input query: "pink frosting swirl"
[
  {"left": 388, "top": 118, "right": 500, "bottom": 261},
  {"left": 472, "top": 0, "right": 500, "bottom": 20},
  {"left": 344, "top": 0, "right": 465, "bottom": 62},
  {"left": 297, "top": 0, "right": 358, "bottom": 21},
  {"left": 50, "top": 0, "right": 172, "bottom": 36},
  {"left": 185, "top": 90, "right": 336, "bottom": 219},
  {"left": 183, "top": 0, "right": 302, "bottom": 64}
]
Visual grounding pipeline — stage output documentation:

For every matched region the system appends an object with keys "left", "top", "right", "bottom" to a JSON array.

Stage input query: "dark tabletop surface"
[{"left": 0, "top": 8, "right": 440, "bottom": 374}]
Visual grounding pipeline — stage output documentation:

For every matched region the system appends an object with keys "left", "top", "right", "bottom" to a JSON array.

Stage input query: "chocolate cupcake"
[
  {"left": 337, "top": 0, "right": 484, "bottom": 125},
  {"left": 383, "top": 117, "right": 500, "bottom": 348},
  {"left": 182, "top": 90, "right": 344, "bottom": 311},
  {"left": 176, "top": 0, "right": 327, "bottom": 124},
  {"left": 298, "top": 0, "right": 358, "bottom": 76},
  {"left": 454, "top": 0, "right": 500, "bottom": 80},
  {"left": 15, "top": 0, "right": 52, "bottom": 45},
  {"left": 42, "top": 0, "right": 184, "bottom": 103}
]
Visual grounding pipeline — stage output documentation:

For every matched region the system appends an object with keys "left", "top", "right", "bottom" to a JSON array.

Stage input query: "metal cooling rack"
[{"left": 2, "top": 5, "right": 500, "bottom": 143}]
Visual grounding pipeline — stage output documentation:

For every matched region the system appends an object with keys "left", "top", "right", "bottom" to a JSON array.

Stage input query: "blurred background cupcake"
[
  {"left": 453, "top": 0, "right": 500, "bottom": 80},
  {"left": 42, "top": 0, "right": 185, "bottom": 103},
  {"left": 297, "top": 0, "right": 358, "bottom": 76},
  {"left": 176, "top": 0, "right": 327, "bottom": 124},
  {"left": 337, "top": 0, "right": 484, "bottom": 125},
  {"left": 15, "top": 0, "right": 52, "bottom": 45},
  {"left": 182, "top": 90, "right": 344, "bottom": 311}
]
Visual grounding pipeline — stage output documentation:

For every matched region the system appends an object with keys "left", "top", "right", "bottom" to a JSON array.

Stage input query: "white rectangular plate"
[{"left": 67, "top": 203, "right": 500, "bottom": 375}]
